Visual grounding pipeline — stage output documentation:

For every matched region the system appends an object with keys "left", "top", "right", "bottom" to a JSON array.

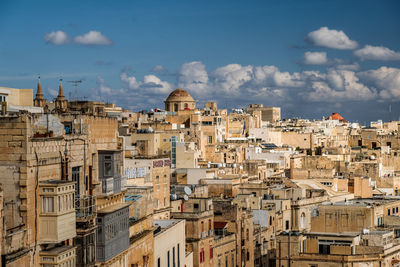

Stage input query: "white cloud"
[
  {"left": 334, "top": 62, "right": 360, "bottom": 71},
  {"left": 73, "top": 31, "right": 112, "bottom": 46},
  {"left": 142, "top": 75, "right": 172, "bottom": 94},
  {"left": 97, "top": 76, "right": 112, "bottom": 95},
  {"left": 47, "top": 88, "right": 58, "bottom": 98},
  {"left": 358, "top": 67, "right": 400, "bottom": 99},
  {"left": 212, "top": 64, "right": 254, "bottom": 95},
  {"left": 307, "top": 70, "right": 376, "bottom": 101},
  {"left": 178, "top": 61, "right": 209, "bottom": 94},
  {"left": 121, "top": 72, "right": 171, "bottom": 94},
  {"left": 354, "top": 45, "right": 400, "bottom": 61},
  {"left": 303, "top": 51, "right": 328, "bottom": 65},
  {"left": 44, "top": 30, "right": 68, "bottom": 45},
  {"left": 152, "top": 65, "right": 167, "bottom": 73},
  {"left": 306, "top": 27, "right": 358, "bottom": 50},
  {"left": 272, "top": 71, "right": 305, "bottom": 87},
  {"left": 113, "top": 62, "right": 400, "bottom": 111},
  {"left": 121, "top": 72, "right": 140, "bottom": 90}
]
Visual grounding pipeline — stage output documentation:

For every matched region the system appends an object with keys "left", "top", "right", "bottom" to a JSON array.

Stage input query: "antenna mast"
[{"left": 67, "top": 80, "right": 82, "bottom": 100}]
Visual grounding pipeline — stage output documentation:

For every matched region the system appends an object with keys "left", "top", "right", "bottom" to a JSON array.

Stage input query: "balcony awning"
[{"left": 214, "top": 221, "right": 228, "bottom": 229}]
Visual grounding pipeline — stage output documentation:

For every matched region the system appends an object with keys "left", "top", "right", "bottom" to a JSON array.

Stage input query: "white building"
[{"left": 154, "top": 219, "right": 192, "bottom": 267}]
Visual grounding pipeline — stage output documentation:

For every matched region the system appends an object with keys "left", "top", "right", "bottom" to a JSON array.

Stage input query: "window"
[
  {"left": 167, "top": 250, "right": 170, "bottom": 267},
  {"left": 194, "top": 203, "right": 199, "bottom": 209},
  {"left": 43, "top": 188, "right": 54, "bottom": 192},
  {"left": 177, "top": 243, "right": 180, "bottom": 267},
  {"left": 174, "top": 104, "right": 178, "bottom": 112},
  {"left": 342, "top": 214, "right": 349, "bottom": 226},
  {"left": 104, "top": 162, "right": 112, "bottom": 176},
  {"left": 319, "top": 244, "right": 330, "bottom": 255},
  {"left": 285, "top": 220, "right": 289, "bottom": 230},
  {"left": 200, "top": 248, "right": 205, "bottom": 263},
  {"left": 157, "top": 258, "right": 160, "bottom": 267},
  {"left": 173, "top": 246, "right": 176, "bottom": 267},
  {"left": 42, "top": 197, "right": 54, "bottom": 212},
  {"left": 210, "top": 245, "right": 213, "bottom": 259},
  {"left": 171, "top": 136, "right": 177, "bottom": 165},
  {"left": 208, "top": 136, "right": 213, "bottom": 144},
  {"left": 72, "top": 166, "right": 80, "bottom": 197},
  {"left": 300, "top": 213, "right": 306, "bottom": 229}
]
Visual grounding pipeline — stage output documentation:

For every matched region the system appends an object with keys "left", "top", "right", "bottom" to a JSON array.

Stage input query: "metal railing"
[{"left": 75, "top": 195, "right": 97, "bottom": 221}]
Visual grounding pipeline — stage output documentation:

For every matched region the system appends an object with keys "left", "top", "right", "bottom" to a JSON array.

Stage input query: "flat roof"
[
  {"left": 98, "top": 203, "right": 130, "bottom": 214},
  {"left": 40, "top": 179, "right": 75, "bottom": 185}
]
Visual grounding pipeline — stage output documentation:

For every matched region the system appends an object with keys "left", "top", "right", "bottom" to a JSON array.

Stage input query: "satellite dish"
[
  {"left": 183, "top": 195, "right": 189, "bottom": 201},
  {"left": 184, "top": 186, "right": 192, "bottom": 195}
]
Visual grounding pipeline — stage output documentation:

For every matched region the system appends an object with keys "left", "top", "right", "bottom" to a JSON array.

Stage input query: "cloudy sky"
[{"left": 1, "top": 0, "right": 400, "bottom": 123}]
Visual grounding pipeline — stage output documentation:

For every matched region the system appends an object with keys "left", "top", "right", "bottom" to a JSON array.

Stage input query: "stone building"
[
  {"left": 154, "top": 219, "right": 191, "bottom": 267},
  {"left": 164, "top": 89, "right": 196, "bottom": 112},
  {"left": 246, "top": 104, "right": 281, "bottom": 123},
  {"left": 171, "top": 197, "right": 215, "bottom": 267}
]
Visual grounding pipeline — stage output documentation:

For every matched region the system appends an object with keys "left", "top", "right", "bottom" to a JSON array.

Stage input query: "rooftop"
[
  {"left": 98, "top": 203, "right": 130, "bottom": 214},
  {"left": 165, "top": 88, "right": 195, "bottom": 102}
]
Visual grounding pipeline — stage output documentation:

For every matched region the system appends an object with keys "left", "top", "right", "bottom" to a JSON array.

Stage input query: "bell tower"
[
  {"left": 34, "top": 76, "right": 47, "bottom": 107},
  {"left": 55, "top": 79, "right": 68, "bottom": 112}
]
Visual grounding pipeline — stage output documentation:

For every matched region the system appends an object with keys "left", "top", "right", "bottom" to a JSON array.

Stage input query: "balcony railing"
[
  {"left": 101, "top": 177, "right": 123, "bottom": 195},
  {"left": 101, "top": 178, "right": 114, "bottom": 195},
  {"left": 75, "top": 195, "right": 97, "bottom": 221}
]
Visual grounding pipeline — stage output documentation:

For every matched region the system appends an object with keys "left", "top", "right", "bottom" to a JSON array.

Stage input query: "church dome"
[
  {"left": 165, "top": 89, "right": 194, "bottom": 102},
  {"left": 327, "top": 112, "right": 346, "bottom": 122}
]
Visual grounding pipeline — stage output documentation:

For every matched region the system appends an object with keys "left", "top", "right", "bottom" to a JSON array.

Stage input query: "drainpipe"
[{"left": 288, "top": 232, "right": 291, "bottom": 267}]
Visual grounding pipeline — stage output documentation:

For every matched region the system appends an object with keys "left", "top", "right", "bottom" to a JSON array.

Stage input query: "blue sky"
[{"left": 1, "top": 0, "right": 400, "bottom": 122}]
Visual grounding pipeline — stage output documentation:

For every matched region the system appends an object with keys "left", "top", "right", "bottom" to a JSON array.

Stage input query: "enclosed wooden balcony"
[
  {"left": 39, "top": 245, "right": 76, "bottom": 267},
  {"left": 39, "top": 180, "right": 76, "bottom": 244}
]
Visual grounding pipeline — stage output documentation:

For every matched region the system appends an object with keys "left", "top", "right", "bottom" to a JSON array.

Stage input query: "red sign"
[
  {"left": 153, "top": 159, "right": 171, "bottom": 168},
  {"left": 153, "top": 160, "right": 164, "bottom": 168}
]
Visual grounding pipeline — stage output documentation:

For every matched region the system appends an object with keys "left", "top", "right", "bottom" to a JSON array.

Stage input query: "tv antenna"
[{"left": 67, "top": 80, "right": 82, "bottom": 100}]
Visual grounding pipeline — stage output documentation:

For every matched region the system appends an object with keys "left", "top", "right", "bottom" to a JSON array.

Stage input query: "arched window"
[
  {"left": 300, "top": 212, "right": 306, "bottom": 229},
  {"left": 174, "top": 103, "right": 178, "bottom": 112},
  {"left": 184, "top": 103, "right": 189, "bottom": 109}
]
